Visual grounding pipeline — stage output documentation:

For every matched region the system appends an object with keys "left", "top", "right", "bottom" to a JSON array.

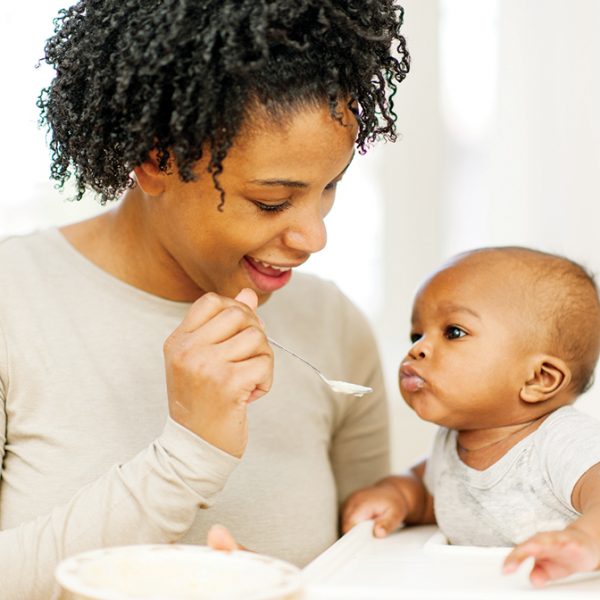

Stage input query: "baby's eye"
[
  {"left": 410, "top": 332, "right": 422, "bottom": 344},
  {"left": 444, "top": 325, "right": 466, "bottom": 340}
]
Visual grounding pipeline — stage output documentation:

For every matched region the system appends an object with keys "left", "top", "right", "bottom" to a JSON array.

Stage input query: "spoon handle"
[{"left": 266, "top": 337, "right": 324, "bottom": 377}]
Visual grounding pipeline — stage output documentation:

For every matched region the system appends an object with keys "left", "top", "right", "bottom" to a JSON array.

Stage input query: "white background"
[{"left": 1, "top": 1, "right": 599, "bottom": 470}]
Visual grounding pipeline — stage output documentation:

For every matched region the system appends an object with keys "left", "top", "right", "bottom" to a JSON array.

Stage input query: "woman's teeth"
[{"left": 251, "top": 258, "right": 292, "bottom": 272}]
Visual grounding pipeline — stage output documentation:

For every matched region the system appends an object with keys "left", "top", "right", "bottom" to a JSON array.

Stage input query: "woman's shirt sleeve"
[{"left": 0, "top": 411, "right": 239, "bottom": 600}]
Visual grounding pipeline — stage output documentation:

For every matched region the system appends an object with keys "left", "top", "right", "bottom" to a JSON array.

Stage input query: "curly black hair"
[{"left": 38, "top": 0, "right": 410, "bottom": 205}]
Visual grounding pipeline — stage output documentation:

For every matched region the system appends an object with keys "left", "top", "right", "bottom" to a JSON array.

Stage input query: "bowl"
[{"left": 55, "top": 544, "right": 302, "bottom": 600}]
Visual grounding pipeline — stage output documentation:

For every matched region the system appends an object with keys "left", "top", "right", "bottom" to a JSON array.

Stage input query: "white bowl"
[{"left": 55, "top": 544, "right": 302, "bottom": 600}]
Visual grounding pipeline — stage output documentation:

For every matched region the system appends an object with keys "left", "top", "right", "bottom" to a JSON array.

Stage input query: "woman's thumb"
[
  {"left": 235, "top": 288, "right": 258, "bottom": 311},
  {"left": 207, "top": 524, "right": 243, "bottom": 551}
]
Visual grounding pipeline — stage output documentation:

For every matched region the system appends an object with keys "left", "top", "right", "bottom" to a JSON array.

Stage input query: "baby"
[{"left": 343, "top": 246, "right": 600, "bottom": 586}]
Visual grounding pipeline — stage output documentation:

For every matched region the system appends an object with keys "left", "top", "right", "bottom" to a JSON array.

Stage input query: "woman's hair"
[{"left": 38, "top": 0, "right": 410, "bottom": 205}]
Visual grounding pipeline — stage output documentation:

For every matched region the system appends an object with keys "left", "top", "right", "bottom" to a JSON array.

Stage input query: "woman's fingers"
[
  {"left": 207, "top": 524, "right": 246, "bottom": 552},
  {"left": 177, "top": 289, "right": 259, "bottom": 335},
  {"left": 212, "top": 326, "right": 271, "bottom": 364},
  {"left": 188, "top": 309, "right": 265, "bottom": 353},
  {"left": 217, "top": 355, "right": 274, "bottom": 404},
  {"left": 164, "top": 288, "right": 273, "bottom": 457}
]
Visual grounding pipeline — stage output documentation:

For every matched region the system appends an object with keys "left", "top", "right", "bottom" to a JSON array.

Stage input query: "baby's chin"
[
  {"left": 404, "top": 387, "right": 484, "bottom": 429},
  {"left": 403, "top": 391, "right": 447, "bottom": 425}
]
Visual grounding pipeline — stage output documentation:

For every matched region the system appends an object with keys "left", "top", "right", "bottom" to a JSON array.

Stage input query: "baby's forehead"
[
  {"left": 420, "top": 252, "right": 527, "bottom": 297},
  {"left": 413, "top": 251, "right": 548, "bottom": 321},
  {"left": 432, "top": 249, "right": 558, "bottom": 290}
]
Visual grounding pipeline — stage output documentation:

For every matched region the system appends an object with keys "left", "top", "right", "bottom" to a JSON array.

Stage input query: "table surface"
[{"left": 300, "top": 522, "right": 600, "bottom": 599}]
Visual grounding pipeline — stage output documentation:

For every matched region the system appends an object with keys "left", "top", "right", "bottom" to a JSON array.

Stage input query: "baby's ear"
[{"left": 520, "top": 355, "right": 572, "bottom": 404}]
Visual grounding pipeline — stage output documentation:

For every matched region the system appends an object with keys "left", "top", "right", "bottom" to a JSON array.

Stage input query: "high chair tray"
[{"left": 301, "top": 522, "right": 600, "bottom": 599}]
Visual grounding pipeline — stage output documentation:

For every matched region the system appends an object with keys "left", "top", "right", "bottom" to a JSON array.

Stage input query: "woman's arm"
[
  {"left": 0, "top": 416, "right": 240, "bottom": 599},
  {"left": 0, "top": 289, "right": 270, "bottom": 599}
]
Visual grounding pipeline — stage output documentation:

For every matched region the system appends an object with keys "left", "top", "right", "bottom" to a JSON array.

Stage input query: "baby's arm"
[
  {"left": 503, "top": 462, "right": 600, "bottom": 586},
  {"left": 341, "top": 460, "right": 435, "bottom": 537}
]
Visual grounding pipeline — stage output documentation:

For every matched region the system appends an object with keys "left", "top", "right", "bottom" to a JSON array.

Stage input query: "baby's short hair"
[{"left": 463, "top": 247, "right": 600, "bottom": 395}]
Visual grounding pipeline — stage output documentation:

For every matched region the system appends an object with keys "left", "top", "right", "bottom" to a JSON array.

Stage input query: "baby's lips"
[{"left": 399, "top": 363, "right": 426, "bottom": 392}]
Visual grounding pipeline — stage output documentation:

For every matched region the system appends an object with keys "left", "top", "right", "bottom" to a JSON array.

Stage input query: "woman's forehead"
[{"left": 223, "top": 103, "right": 357, "bottom": 175}]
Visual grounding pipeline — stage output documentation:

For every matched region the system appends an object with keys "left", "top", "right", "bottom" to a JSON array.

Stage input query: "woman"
[{"left": 0, "top": 1, "right": 409, "bottom": 597}]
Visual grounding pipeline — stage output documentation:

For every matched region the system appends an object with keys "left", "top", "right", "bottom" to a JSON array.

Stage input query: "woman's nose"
[{"left": 282, "top": 203, "right": 328, "bottom": 254}]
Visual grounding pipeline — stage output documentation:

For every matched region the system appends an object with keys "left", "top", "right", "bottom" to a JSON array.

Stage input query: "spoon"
[{"left": 267, "top": 337, "right": 373, "bottom": 397}]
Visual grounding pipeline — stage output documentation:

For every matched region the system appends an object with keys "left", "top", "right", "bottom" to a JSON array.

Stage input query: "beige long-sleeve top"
[{"left": 0, "top": 229, "right": 389, "bottom": 599}]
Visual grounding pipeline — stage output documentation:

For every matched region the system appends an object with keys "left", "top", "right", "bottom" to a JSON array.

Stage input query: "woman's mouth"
[
  {"left": 243, "top": 256, "right": 294, "bottom": 292},
  {"left": 399, "top": 363, "right": 426, "bottom": 393}
]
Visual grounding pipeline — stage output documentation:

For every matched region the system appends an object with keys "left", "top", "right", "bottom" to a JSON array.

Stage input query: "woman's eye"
[
  {"left": 325, "top": 180, "right": 339, "bottom": 192},
  {"left": 444, "top": 326, "right": 466, "bottom": 340},
  {"left": 253, "top": 200, "right": 291, "bottom": 214},
  {"left": 410, "top": 332, "right": 422, "bottom": 343}
]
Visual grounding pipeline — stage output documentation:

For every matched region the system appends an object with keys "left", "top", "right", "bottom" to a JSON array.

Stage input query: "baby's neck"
[{"left": 456, "top": 414, "right": 549, "bottom": 471}]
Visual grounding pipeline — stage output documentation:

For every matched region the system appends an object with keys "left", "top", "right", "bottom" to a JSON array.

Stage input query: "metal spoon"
[{"left": 267, "top": 337, "right": 373, "bottom": 397}]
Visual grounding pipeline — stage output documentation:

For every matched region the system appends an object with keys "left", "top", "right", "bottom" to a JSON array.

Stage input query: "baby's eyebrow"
[{"left": 438, "top": 302, "right": 481, "bottom": 319}]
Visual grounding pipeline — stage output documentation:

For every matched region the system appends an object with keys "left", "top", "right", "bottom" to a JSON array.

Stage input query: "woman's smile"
[{"left": 242, "top": 255, "right": 295, "bottom": 292}]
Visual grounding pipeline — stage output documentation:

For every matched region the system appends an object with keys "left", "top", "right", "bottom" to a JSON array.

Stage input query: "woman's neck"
[{"left": 59, "top": 189, "right": 204, "bottom": 301}]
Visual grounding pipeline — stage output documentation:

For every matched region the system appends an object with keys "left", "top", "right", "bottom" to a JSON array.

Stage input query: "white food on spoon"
[
  {"left": 324, "top": 380, "right": 372, "bottom": 397},
  {"left": 266, "top": 337, "right": 373, "bottom": 397}
]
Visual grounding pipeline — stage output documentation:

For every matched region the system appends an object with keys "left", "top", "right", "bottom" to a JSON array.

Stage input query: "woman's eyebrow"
[{"left": 248, "top": 152, "right": 355, "bottom": 188}]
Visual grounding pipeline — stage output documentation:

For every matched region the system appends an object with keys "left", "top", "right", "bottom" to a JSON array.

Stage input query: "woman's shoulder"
[
  {"left": 0, "top": 228, "right": 60, "bottom": 267},
  {"left": 0, "top": 229, "right": 57, "bottom": 279},
  {"left": 265, "top": 271, "right": 366, "bottom": 326}
]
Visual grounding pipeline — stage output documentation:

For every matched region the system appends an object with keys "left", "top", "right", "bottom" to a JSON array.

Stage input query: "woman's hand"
[
  {"left": 207, "top": 524, "right": 247, "bottom": 551},
  {"left": 164, "top": 288, "right": 273, "bottom": 457},
  {"left": 503, "top": 527, "right": 600, "bottom": 586}
]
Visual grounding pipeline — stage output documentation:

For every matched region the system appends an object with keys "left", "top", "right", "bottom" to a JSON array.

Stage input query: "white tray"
[{"left": 301, "top": 522, "right": 600, "bottom": 599}]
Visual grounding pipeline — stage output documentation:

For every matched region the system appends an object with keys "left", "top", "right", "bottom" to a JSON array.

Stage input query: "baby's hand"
[
  {"left": 341, "top": 482, "right": 408, "bottom": 538},
  {"left": 503, "top": 528, "right": 600, "bottom": 586}
]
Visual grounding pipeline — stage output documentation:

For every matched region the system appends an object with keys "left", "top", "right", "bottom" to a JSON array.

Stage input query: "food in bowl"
[{"left": 55, "top": 544, "right": 302, "bottom": 600}]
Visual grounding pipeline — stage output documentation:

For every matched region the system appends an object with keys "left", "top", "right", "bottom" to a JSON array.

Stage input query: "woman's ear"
[
  {"left": 133, "top": 150, "right": 167, "bottom": 196},
  {"left": 520, "top": 355, "right": 572, "bottom": 404}
]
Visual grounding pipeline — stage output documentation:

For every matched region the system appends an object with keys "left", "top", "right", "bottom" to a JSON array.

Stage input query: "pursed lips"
[{"left": 399, "top": 362, "right": 426, "bottom": 392}]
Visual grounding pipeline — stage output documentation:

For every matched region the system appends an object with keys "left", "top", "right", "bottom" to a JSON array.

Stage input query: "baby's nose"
[{"left": 409, "top": 338, "right": 430, "bottom": 360}]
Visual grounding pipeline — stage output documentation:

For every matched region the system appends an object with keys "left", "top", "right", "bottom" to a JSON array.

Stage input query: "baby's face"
[{"left": 399, "top": 257, "right": 537, "bottom": 430}]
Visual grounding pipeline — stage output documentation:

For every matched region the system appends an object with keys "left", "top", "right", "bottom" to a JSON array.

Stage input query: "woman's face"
[{"left": 140, "top": 102, "right": 357, "bottom": 304}]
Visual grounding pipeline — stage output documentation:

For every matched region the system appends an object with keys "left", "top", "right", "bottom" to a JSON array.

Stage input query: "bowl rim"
[{"left": 55, "top": 543, "right": 302, "bottom": 600}]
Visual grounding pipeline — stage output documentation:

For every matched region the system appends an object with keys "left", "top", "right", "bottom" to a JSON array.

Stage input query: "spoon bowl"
[{"left": 267, "top": 337, "right": 373, "bottom": 397}]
